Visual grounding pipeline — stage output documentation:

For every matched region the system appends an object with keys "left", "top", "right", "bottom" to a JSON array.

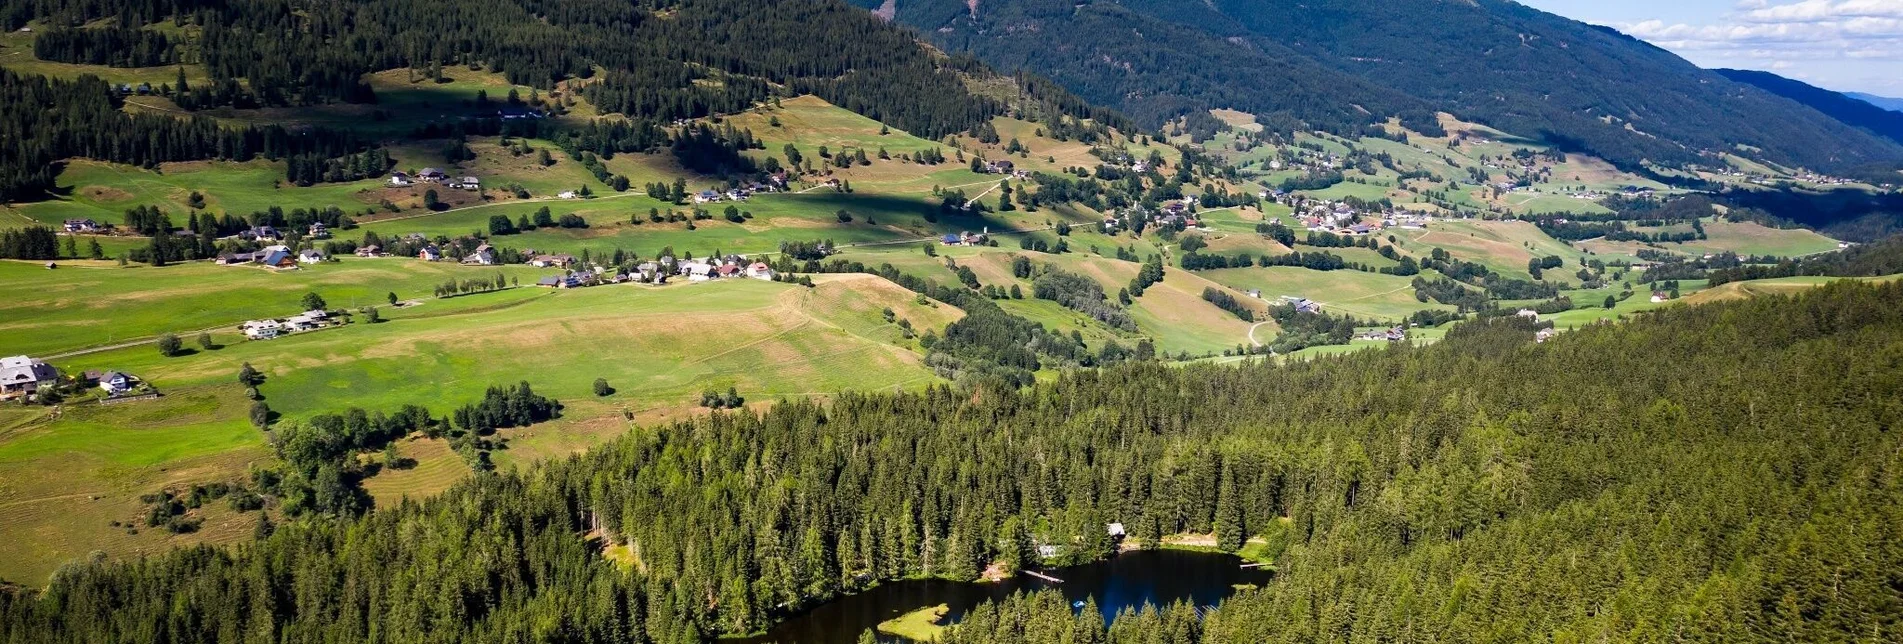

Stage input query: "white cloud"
[{"left": 1605, "top": 0, "right": 1903, "bottom": 94}]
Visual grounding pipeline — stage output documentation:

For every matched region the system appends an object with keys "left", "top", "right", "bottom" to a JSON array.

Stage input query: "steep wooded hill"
[
  {"left": 1716, "top": 69, "right": 1903, "bottom": 146},
  {"left": 864, "top": 0, "right": 1903, "bottom": 173}
]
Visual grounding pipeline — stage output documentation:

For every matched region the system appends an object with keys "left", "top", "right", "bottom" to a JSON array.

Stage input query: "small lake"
[{"left": 731, "top": 550, "right": 1272, "bottom": 643}]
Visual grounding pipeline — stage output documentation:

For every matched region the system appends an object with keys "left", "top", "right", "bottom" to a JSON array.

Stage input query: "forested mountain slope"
[
  {"left": 1716, "top": 69, "right": 1903, "bottom": 146},
  {"left": 2, "top": 0, "right": 1107, "bottom": 201},
  {"left": 861, "top": 0, "right": 1443, "bottom": 137},
  {"left": 4, "top": 280, "right": 1899, "bottom": 641},
  {"left": 865, "top": 0, "right": 1903, "bottom": 173}
]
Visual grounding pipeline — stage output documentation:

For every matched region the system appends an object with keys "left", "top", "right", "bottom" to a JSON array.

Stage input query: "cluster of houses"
[
  {"left": 217, "top": 244, "right": 325, "bottom": 269},
  {"left": 2, "top": 356, "right": 146, "bottom": 402},
  {"left": 691, "top": 182, "right": 781, "bottom": 204},
  {"left": 1356, "top": 327, "right": 1408, "bottom": 342},
  {"left": 1281, "top": 296, "right": 1323, "bottom": 314},
  {"left": 62, "top": 219, "right": 100, "bottom": 233},
  {"left": 390, "top": 168, "right": 480, "bottom": 190},
  {"left": 939, "top": 230, "right": 990, "bottom": 246},
  {"left": 531, "top": 256, "right": 777, "bottom": 289},
  {"left": 979, "top": 159, "right": 1028, "bottom": 178},
  {"left": 0, "top": 356, "right": 60, "bottom": 402},
  {"left": 241, "top": 310, "right": 333, "bottom": 341}
]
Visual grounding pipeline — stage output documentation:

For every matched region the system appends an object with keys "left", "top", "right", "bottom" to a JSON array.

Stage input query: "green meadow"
[
  {"left": 0, "top": 273, "right": 962, "bottom": 582},
  {"left": 0, "top": 258, "right": 547, "bottom": 357}
]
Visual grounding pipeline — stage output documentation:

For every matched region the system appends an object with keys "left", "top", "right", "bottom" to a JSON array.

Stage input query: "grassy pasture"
[
  {"left": 1393, "top": 219, "right": 1587, "bottom": 280},
  {"left": 1670, "top": 220, "right": 1840, "bottom": 258},
  {"left": 0, "top": 258, "right": 547, "bottom": 357},
  {"left": 1198, "top": 267, "right": 1447, "bottom": 322},
  {"left": 0, "top": 26, "right": 213, "bottom": 87},
  {"left": 0, "top": 273, "right": 958, "bottom": 583}
]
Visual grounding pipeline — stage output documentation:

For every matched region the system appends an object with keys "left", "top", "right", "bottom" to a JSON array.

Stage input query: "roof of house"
[{"left": 0, "top": 356, "right": 57, "bottom": 384}]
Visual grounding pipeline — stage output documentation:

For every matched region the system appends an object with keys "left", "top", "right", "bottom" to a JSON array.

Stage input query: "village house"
[
  {"left": 680, "top": 260, "right": 715, "bottom": 282},
  {"left": 418, "top": 246, "right": 443, "bottom": 262},
  {"left": 241, "top": 319, "right": 282, "bottom": 340},
  {"left": 981, "top": 159, "right": 1015, "bottom": 175},
  {"left": 241, "top": 226, "right": 281, "bottom": 243},
  {"left": 284, "top": 310, "right": 329, "bottom": 332},
  {"left": 307, "top": 223, "right": 330, "bottom": 239},
  {"left": 1282, "top": 296, "right": 1322, "bottom": 314},
  {"left": 1516, "top": 309, "right": 1541, "bottom": 320},
  {"left": 62, "top": 219, "right": 98, "bottom": 233},
  {"left": 297, "top": 249, "right": 326, "bottom": 265},
  {"left": 693, "top": 190, "right": 722, "bottom": 204},
  {"left": 259, "top": 246, "right": 298, "bottom": 269},
  {"left": 97, "top": 371, "right": 134, "bottom": 396},
  {"left": 417, "top": 168, "right": 448, "bottom": 183},
  {"left": 1536, "top": 328, "right": 1559, "bottom": 343},
  {"left": 747, "top": 262, "right": 776, "bottom": 281},
  {"left": 558, "top": 191, "right": 579, "bottom": 200},
  {"left": 355, "top": 245, "right": 382, "bottom": 258},
  {"left": 388, "top": 171, "right": 414, "bottom": 187},
  {"left": 0, "top": 356, "right": 60, "bottom": 401},
  {"left": 461, "top": 244, "right": 497, "bottom": 266},
  {"left": 447, "top": 176, "right": 481, "bottom": 191},
  {"left": 1650, "top": 291, "right": 1672, "bottom": 303}
]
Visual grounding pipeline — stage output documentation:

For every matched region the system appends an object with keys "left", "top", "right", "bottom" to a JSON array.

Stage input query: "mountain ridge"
[
  {"left": 1714, "top": 69, "right": 1903, "bottom": 147},
  {"left": 860, "top": 0, "right": 1903, "bottom": 174}
]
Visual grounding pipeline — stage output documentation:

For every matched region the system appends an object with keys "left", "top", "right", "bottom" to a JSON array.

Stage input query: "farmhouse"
[
  {"left": 285, "top": 310, "right": 329, "bottom": 332},
  {"left": 388, "top": 171, "right": 414, "bottom": 187},
  {"left": 461, "top": 244, "right": 497, "bottom": 266},
  {"left": 0, "top": 356, "right": 59, "bottom": 401},
  {"left": 297, "top": 249, "right": 326, "bottom": 264},
  {"left": 530, "top": 254, "right": 576, "bottom": 268},
  {"left": 418, "top": 246, "right": 443, "bottom": 262},
  {"left": 680, "top": 261, "right": 715, "bottom": 282},
  {"left": 96, "top": 371, "right": 134, "bottom": 396},
  {"left": 447, "top": 176, "right": 481, "bottom": 191},
  {"left": 355, "top": 245, "right": 383, "bottom": 258},
  {"left": 693, "top": 190, "right": 722, "bottom": 204},
  {"left": 217, "top": 251, "right": 260, "bottom": 265},
  {"left": 62, "top": 219, "right": 98, "bottom": 233},
  {"left": 417, "top": 168, "right": 448, "bottom": 183},
  {"left": 240, "top": 320, "right": 281, "bottom": 340},
  {"left": 307, "top": 223, "right": 330, "bottom": 239},
  {"left": 1516, "top": 309, "right": 1541, "bottom": 320},
  {"left": 747, "top": 262, "right": 776, "bottom": 281},
  {"left": 259, "top": 247, "right": 299, "bottom": 269},
  {"left": 1282, "top": 296, "right": 1322, "bottom": 314},
  {"left": 241, "top": 226, "right": 281, "bottom": 242}
]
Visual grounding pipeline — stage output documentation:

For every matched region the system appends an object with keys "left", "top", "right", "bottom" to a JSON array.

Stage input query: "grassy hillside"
[{"left": 0, "top": 273, "right": 957, "bottom": 583}]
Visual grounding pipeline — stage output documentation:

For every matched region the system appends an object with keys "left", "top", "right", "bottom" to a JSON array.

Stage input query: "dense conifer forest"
[
  {"left": 2, "top": 281, "right": 1899, "bottom": 642},
  {"left": 0, "top": 69, "right": 375, "bottom": 201}
]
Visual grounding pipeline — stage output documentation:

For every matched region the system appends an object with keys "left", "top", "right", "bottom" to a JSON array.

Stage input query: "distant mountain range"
[
  {"left": 1716, "top": 69, "right": 1903, "bottom": 147},
  {"left": 861, "top": 0, "right": 1903, "bottom": 174},
  {"left": 1847, "top": 92, "right": 1903, "bottom": 113}
]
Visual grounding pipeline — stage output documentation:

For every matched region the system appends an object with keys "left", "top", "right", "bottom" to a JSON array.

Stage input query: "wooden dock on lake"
[
  {"left": 1023, "top": 570, "right": 1063, "bottom": 583},
  {"left": 1239, "top": 563, "right": 1269, "bottom": 569}
]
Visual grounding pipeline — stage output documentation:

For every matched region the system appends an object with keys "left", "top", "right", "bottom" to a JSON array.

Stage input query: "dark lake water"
[{"left": 730, "top": 550, "right": 1272, "bottom": 643}]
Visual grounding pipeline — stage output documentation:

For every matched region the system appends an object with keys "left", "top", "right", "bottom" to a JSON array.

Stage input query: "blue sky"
[{"left": 1518, "top": 0, "right": 1903, "bottom": 96}]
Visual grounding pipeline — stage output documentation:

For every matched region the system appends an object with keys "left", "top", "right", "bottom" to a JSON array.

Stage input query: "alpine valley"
[{"left": 0, "top": 0, "right": 1900, "bottom": 642}]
